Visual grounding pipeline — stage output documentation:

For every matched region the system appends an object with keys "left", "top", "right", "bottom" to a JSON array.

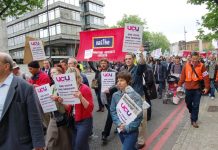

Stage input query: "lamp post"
[
  {"left": 184, "top": 26, "right": 187, "bottom": 50},
  {"left": 46, "top": 0, "right": 52, "bottom": 64}
]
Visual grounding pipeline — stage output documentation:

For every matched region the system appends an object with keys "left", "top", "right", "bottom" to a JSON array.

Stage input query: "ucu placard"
[
  {"left": 127, "top": 25, "right": 140, "bottom": 32},
  {"left": 102, "top": 72, "right": 113, "bottom": 77},
  {"left": 55, "top": 75, "right": 71, "bottom": 82},
  {"left": 37, "top": 86, "right": 47, "bottom": 93},
  {"left": 101, "top": 72, "right": 116, "bottom": 92}
]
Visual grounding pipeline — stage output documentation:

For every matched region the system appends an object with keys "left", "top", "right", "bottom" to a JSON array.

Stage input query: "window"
[
  {"left": 39, "top": 13, "right": 47, "bottom": 24},
  {"left": 56, "top": 24, "right": 61, "bottom": 34},
  {"left": 8, "top": 38, "right": 14, "bottom": 47},
  {"left": 7, "top": 26, "right": 13, "bottom": 34},
  {"left": 49, "top": 10, "right": 55, "bottom": 20},
  {"left": 72, "top": 11, "right": 80, "bottom": 21},
  {"left": 55, "top": 8, "right": 60, "bottom": 18},
  {"left": 49, "top": 25, "right": 56, "bottom": 36},
  {"left": 88, "top": 2, "right": 104, "bottom": 14},
  {"left": 40, "top": 28, "right": 48, "bottom": 38}
]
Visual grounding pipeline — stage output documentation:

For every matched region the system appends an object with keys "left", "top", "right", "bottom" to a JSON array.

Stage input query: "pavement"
[{"left": 172, "top": 92, "right": 218, "bottom": 150}]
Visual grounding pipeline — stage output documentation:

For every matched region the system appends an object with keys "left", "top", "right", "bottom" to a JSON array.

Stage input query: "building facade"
[
  {"left": 0, "top": 20, "right": 8, "bottom": 53},
  {"left": 5, "top": 0, "right": 105, "bottom": 63}
]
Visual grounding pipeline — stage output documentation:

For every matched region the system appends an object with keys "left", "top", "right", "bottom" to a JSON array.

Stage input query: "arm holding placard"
[
  {"left": 110, "top": 93, "right": 122, "bottom": 127},
  {"left": 124, "top": 94, "right": 143, "bottom": 133}
]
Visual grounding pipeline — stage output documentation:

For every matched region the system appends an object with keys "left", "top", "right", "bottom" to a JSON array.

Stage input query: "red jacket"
[
  {"left": 28, "top": 71, "right": 51, "bottom": 86},
  {"left": 71, "top": 84, "right": 94, "bottom": 122}
]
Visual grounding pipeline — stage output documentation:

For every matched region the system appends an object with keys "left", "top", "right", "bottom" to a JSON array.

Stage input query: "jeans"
[
  {"left": 158, "top": 81, "right": 165, "bottom": 97},
  {"left": 72, "top": 118, "right": 93, "bottom": 150},
  {"left": 102, "top": 104, "right": 113, "bottom": 137},
  {"left": 210, "top": 80, "right": 215, "bottom": 97},
  {"left": 185, "top": 89, "right": 202, "bottom": 122},
  {"left": 119, "top": 131, "right": 138, "bottom": 150}
]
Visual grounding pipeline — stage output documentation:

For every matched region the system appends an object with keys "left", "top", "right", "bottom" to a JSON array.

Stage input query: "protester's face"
[
  {"left": 28, "top": 67, "right": 39, "bottom": 75},
  {"left": 175, "top": 58, "right": 180, "bottom": 64},
  {"left": 117, "top": 78, "right": 128, "bottom": 91},
  {"left": 100, "top": 61, "right": 108, "bottom": 70},
  {"left": 125, "top": 55, "right": 134, "bottom": 67},
  {"left": 13, "top": 68, "right": 19, "bottom": 75},
  {"left": 68, "top": 59, "right": 76, "bottom": 67},
  {"left": 50, "top": 68, "right": 59, "bottom": 79},
  {"left": 0, "top": 61, "right": 8, "bottom": 77},
  {"left": 191, "top": 55, "right": 199, "bottom": 66},
  {"left": 43, "top": 61, "right": 50, "bottom": 69},
  {"left": 61, "top": 62, "right": 68, "bottom": 69}
]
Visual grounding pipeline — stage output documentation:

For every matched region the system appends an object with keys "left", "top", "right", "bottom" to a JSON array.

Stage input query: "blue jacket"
[
  {"left": 122, "top": 64, "right": 146, "bottom": 96},
  {"left": 110, "top": 86, "right": 143, "bottom": 133}
]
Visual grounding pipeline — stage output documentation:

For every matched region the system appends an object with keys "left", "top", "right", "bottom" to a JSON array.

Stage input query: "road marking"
[
  {"left": 152, "top": 106, "right": 186, "bottom": 150},
  {"left": 143, "top": 100, "right": 185, "bottom": 150}
]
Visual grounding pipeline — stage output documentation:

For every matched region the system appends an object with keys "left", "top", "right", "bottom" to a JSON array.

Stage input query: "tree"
[
  {"left": 148, "top": 32, "right": 170, "bottom": 52},
  {"left": 115, "top": 14, "right": 147, "bottom": 27},
  {"left": 0, "top": 0, "right": 44, "bottom": 19},
  {"left": 188, "top": 0, "right": 218, "bottom": 40}
]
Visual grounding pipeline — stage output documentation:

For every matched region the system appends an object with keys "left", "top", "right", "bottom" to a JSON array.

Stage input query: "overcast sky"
[{"left": 103, "top": 0, "right": 208, "bottom": 43}]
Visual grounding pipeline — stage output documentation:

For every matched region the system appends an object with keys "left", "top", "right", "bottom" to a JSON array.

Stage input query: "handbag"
[
  {"left": 66, "top": 105, "right": 75, "bottom": 129},
  {"left": 190, "top": 65, "right": 205, "bottom": 91},
  {"left": 91, "top": 79, "right": 98, "bottom": 89}
]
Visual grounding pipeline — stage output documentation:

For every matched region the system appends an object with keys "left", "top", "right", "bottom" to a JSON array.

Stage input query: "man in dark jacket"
[
  {"left": 123, "top": 47, "right": 147, "bottom": 149},
  {"left": 154, "top": 59, "right": 167, "bottom": 99},
  {"left": 0, "top": 52, "right": 45, "bottom": 150},
  {"left": 89, "top": 58, "right": 117, "bottom": 143}
]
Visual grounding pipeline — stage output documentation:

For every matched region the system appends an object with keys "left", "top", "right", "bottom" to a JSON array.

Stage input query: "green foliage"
[
  {"left": 148, "top": 32, "right": 170, "bottom": 52},
  {"left": 0, "top": 0, "right": 44, "bottom": 19},
  {"left": 115, "top": 14, "right": 146, "bottom": 28},
  {"left": 188, "top": 0, "right": 218, "bottom": 40}
]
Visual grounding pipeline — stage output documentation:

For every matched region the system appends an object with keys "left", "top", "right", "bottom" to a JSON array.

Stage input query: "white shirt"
[{"left": 0, "top": 73, "right": 13, "bottom": 118}]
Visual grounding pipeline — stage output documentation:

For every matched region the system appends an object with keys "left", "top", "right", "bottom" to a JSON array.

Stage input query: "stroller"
[{"left": 163, "top": 75, "right": 182, "bottom": 104}]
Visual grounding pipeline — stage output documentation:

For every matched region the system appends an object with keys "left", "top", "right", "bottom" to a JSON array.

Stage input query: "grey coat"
[{"left": 0, "top": 76, "right": 45, "bottom": 150}]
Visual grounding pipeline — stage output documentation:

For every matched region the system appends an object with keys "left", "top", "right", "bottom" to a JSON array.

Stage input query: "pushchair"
[{"left": 163, "top": 75, "right": 181, "bottom": 104}]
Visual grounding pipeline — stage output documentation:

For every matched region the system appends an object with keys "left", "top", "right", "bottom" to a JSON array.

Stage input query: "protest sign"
[
  {"left": 76, "top": 28, "right": 126, "bottom": 62},
  {"left": 29, "top": 40, "right": 46, "bottom": 61},
  {"left": 101, "top": 72, "right": 116, "bottom": 92},
  {"left": 35, "top": 84, "right": 57, "bottom": 113},
  {"left": 53, "top": 73, "right": 80, "bottom": 105},
  {"left": 84, "top": 49, "right": 93, "bottom": 59},
  {"left": 116, "top": 94, "right": 142, "bottom": 125},
  {"left": 122, "top": 23, "right": 143, "bottom": 52}
]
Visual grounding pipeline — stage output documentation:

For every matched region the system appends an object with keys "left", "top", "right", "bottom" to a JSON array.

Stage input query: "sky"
[{"left": 103, "top": 0, "right": 208, "bottom": 43}]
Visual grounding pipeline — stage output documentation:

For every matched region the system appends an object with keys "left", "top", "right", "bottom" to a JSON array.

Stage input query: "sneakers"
[
  {"left": 211, "top": 97, "right": 215, "bottom": 100},
  {"left": 135, "top": 143, "right": 145, "bottom": 149}
]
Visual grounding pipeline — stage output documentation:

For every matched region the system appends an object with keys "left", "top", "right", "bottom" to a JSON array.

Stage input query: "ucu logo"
[
  {"left": 103, "top": 73, "right": 113, "bottom": 77},
  {"left": 127, "top": 26, "right": 139, "bottom": 31},
  {"left": 30, "top": 41, "right": 40, "bottom": 46},
  {"left": 56, "top": 76, "right": 71, "bottom": 82},
  {"left": 121, "top": 103, "right": 132, "bottom": 116},
  {"left": 37, "top": 87, "right": 47, "bottom": 93}
]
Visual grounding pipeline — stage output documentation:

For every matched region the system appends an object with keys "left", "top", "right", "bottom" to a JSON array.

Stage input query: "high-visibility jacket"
[
  {"left": 216, "top": 70, "right": 218, "bottom": 82},
  {"left": 185, "top": 62, "right": 203, "bottom": 82}
]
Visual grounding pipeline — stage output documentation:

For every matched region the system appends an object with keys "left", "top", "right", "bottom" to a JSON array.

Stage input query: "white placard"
[
  {"left": 35, "top": 84, "right": 57, "bottom": 113},
  {"left": 53, "top": 73, "right": 80, "bottom": 105},
  {"left": 84, "top": 49, "right": 93, "bottom": 59},
  {"left": 122, "top": 23, "right": 143, "bottom": 52},
  {"left": 29, "top": 40, "right": 46, "bottom": 61},
  {"left": 101, "top": 72, "right": 116, "bottom": 92},
  {"left": 116, "top": 94, "right": 142, "bottom": 125}
]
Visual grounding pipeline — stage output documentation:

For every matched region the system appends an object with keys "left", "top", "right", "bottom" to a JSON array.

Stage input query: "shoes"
[
  {"left": 102, "top": 135, "right": 108, "bottom": 142},
  {"left": 211, "top": 97, "right": 215, "bottom": 100},
  {"left": 135, "top": 143, "right": 145, "bottom": 149},
  {"left": 191, "top": 122, "right": 199, "bottom": 128},
  {"left": 96, "top": 107, "right": 104, "bottom": 112}
]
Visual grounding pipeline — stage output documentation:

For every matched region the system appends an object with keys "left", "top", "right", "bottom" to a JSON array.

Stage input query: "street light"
[{"left": 46, "top": 0, "right": 52, "bottom": 64}]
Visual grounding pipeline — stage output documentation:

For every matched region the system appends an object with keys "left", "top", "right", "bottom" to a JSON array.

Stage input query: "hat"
[
  {"left": 13, "top": 61, "right": 19, "bottom": 69},
  {"left": 28, "top": 61, "right": 40, "bottom": 68}
]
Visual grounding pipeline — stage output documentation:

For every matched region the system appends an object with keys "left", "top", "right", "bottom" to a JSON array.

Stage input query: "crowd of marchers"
[{"left": 0, "top": 49, "right": 217, "bottom": 150}]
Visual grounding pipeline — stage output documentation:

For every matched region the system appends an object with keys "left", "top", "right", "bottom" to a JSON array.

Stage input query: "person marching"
[{"left": 178, "top": 52, "right": 210, "bottom": 128}]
